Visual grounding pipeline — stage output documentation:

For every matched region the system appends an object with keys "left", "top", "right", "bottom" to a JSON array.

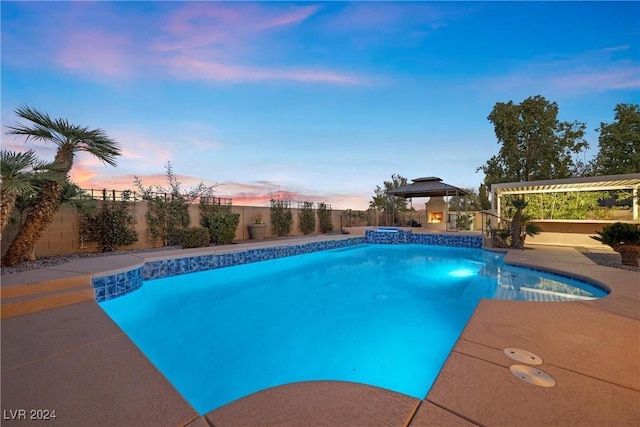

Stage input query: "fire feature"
[
  {"left": 425, "top": 196, "right": 447, "bottom": 230},
  {"left": 429, "top": 212, "right": 443, "bottom": 223}
]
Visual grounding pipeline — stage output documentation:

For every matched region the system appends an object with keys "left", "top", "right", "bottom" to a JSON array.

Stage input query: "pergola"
[
  {"left": 386, "top": 177, "right": 467, "bottom": 229},
  {"left": 491, "top": 173, "right": 640, "bottom": 220}
]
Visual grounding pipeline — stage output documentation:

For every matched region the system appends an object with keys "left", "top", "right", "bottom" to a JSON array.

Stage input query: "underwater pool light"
[{"left": 448, "top": 268, "right": 477, "bottom": 278}]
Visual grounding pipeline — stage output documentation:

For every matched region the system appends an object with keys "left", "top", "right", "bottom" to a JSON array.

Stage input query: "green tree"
[
  {"left": 590, "top": 104, "right": 640, "bottom": 175},
  {"left": 371, "top": 174, "right": 409, "bottom": 224},
  {"left": 368, "top": 194, "right": 386, "bottom": 226},
  {"left": 0, "top": 150, "right": 62, "bottom": 236},
  {"left": 2, "top": 106, "right": 120, "bottom": 266},
  {"left": 449, "top": 188, "right": 483, "bottom": 211},
  {"left": 478, "top": 184, "right": 491, "bottom": 210},
  {"left": 478, "top": 96, "right": 588, "bottom": 187},
  {"left": 525, "top": 191, "right": 610, "bottom": 220}
]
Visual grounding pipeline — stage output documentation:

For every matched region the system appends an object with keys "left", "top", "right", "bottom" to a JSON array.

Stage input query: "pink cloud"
[
  {"left": 155, "top": 3, "right": 319, "bottom": 54},
  {"left": 259, "top": 5, "right": 320, "bottom": 29},
  {"left": 165, "top": 55, "right": 362, "bottom": 84},
  {"left": 56, "top": 30, "right": 133, "bottom": 79},
  {"left": 65, "top": 174, "right": 369, "bottom": 210},
  {"left": 68, "top": 164, "right": 98, "bottom": 186},
  {"left": 8, "top": 2, "right": 362, "bottom": 85}
]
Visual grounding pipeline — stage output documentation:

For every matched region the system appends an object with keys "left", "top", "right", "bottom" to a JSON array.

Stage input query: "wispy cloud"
[
  {"left": 324, "top": 2, "right": 462, "bottom": 43},
  {"left": 475, "top": 48, "right": 640, "bottom": 97},
  {"left": 155, "top": 3, "right": 362, "bottom": 84},
  {"left": 56, "top": 30, "right": 133, "bottom": 79},
  {"left": 4, "top": 2, "right": 362, "bottom": 85},
  {"left": 163, "top": 56, "right": 362, "bottom": 84}
]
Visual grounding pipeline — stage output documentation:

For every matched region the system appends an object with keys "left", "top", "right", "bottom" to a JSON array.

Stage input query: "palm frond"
[
  {"left": 1, "top": 150, "right": 38, "bottom": 175},
  {"left": 1, "top": 149, "right": 67, "bottom": 195},
  {"left": 7, "top": 106, "right": 121, "bottom": 166}
]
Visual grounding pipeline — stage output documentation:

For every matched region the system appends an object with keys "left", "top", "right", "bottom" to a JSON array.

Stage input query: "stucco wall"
[
  {"left": 1, "top": 202, "right": 345, "bottom": 258},
  {"left": 526, "top": 220, "right": 633, "bottom": 247}
]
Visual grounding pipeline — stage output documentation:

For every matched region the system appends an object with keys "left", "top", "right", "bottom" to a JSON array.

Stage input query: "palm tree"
[
  {"left": 0, "top": 150, "right": 62, "bottom": 238},
  {"left": 2, "top": 106, "right": 120, "bottom": 266}
]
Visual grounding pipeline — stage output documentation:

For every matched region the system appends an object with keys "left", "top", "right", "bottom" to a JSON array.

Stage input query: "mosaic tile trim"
[
  {"left": 365, "top": 229, "right": 482, "bottom": 248},
  {"left": 143, "top": 237, "right": 366, "bottom": 281},
  {"left": 411, "top": 233, "right": 483, "bottom": 248},
  {"left": 92, "top": 233, "right": 483, "bottom": 302},
  {"left": 92, "top": 266, "right": 143, "bottom": 303},
  {"left": 365, "top": 229, "right": 412, "bottom": 244},
  {"left": 92, "top": 237, "right": 365, "bottom": 301}
]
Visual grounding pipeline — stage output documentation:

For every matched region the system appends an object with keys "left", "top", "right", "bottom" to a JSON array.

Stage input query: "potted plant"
[
  {"left": 248, "top": 213, "right": 267, "bottom": 240},
  {"left": 591, "top": 222, "right": 640, "bottom": 266}
]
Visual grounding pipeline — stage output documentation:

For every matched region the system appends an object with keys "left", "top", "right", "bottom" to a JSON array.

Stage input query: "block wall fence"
[{"left": 0, "top": 202, "right": 347, "bottom": 258}]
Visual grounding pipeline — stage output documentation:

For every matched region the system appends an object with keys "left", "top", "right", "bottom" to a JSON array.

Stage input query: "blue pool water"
[{"left": 100, "top": 244, "right": 606, "bottom": 414}]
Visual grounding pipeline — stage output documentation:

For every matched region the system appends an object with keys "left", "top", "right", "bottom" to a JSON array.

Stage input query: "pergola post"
[{"left": 634, "top": 186, "right": 638, "bottom": 221}]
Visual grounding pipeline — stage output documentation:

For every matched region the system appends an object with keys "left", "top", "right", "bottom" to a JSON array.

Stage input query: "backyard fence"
[{"left": 79, "top": 189, "right": 233, "bottom": 206}]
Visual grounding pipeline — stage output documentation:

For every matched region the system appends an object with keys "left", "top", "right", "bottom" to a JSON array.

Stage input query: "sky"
[{"left": 1, "top": 1, "right": 639, "bottom": 210}]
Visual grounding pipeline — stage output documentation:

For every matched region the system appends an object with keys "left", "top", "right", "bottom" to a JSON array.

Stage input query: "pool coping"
[{"left": 1, "top": 235, "right": 639, "bottom": 426}]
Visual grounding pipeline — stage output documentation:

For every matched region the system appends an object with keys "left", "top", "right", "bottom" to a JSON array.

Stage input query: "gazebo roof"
[{"left": 386, "top": 177, "right": 467, "bottom": 198}]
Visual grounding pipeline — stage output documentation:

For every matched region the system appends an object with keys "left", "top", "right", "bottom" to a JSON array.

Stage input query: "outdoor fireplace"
[
  {"left": 429, "top": 212, "right": 443, "bottom": 223},
  {"left": 425, "top": 196, "right": 447, "bottom": 230}
]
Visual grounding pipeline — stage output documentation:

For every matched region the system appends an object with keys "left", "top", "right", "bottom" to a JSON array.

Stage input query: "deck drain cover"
[
  {"left": 504, "top": 348, "right": 543, "bottom": 365},
  {"left": 510, "top": 365, "right": 556, "bottom": 387}
]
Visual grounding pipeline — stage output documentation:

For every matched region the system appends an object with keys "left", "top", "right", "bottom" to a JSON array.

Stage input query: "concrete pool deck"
[{"left": 1, "top": 236, "right": 639, "bottom": 426}]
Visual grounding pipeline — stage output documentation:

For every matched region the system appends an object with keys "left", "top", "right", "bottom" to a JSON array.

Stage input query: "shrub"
[
  {"left": 317, "top": 202, "right": 334, "bottom": 234},
  {"left": 201, "top": 206, "right": 240, "bottom": 245},
  {"left": 591, "top": 222, "right": 640, "bottom": 267},
  {"left": 174, "top": 227, "right": 210, "bottom": 249},
  {"left": 146, "top": 196, "right": 190, "bottom": 246},
  {"left": 81, "top": 201, "right": 138, "bottom": 252},
  {"left": 298, "top": 201, "right": 316, "bottom": 235},
  {"left": 270, "top": 199, "right": 293, "bottom": 236},
  {"left": 591, "top": 222, "right": 640, "bottom": 247},
  {"left": 456, "top": 213, "right": 473, "bottom": 230}
]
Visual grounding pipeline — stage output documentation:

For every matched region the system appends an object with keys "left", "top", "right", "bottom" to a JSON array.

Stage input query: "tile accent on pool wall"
[
  {"left": 411, "top": 233, "right": 482, "bottom": 248},
  {"left": 142, "top": 237, "right": 367, "bottom": 281},
  {"left": 92, "top": 267, "right": 143, "bottom": 303},
  {"left": 93, "top": 233, "right": 482, "bottom": 302},
  {"left": 365, "top": 229, "right": 411, "bottom": 244},
  {"left": 365, "top": 229, "right": 482, "bottom": 248}
]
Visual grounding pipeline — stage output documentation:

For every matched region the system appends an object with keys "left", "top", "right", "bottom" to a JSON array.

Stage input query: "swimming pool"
[{"left": 100, "top": 244, "right": 606, "bottom": 414}]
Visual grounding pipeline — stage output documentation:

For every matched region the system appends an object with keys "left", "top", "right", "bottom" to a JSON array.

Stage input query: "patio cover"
[
  {"left": 386, "top": 177, "right": 468, "bottom": 198},
  {"left": 491, "top": 173, "right": 640, "bottom": 220}
]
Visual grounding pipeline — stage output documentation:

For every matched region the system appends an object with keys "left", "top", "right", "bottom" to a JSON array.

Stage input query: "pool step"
[{"left": 1, "top": 276, "right": 94, "bottom": 319}]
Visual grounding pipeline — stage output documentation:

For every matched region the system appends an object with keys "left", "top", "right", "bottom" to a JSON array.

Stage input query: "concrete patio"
[{"left": 1, "top": 236, "right": 639, "bottom": 426}]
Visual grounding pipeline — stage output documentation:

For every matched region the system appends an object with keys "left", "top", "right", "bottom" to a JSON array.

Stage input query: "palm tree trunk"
[
  {"left": 2, "top": 179, "right": 65, "bottom": 265},
  {"left": 2, "top": 148, "right": 71, "bottom": 266},
  {"left": 0, "top": 192, "right": 17, "bottom": 241},
  {"left": 616, "top": 245, "right": 640, "bottom": 267},
  {"left": 510, "top": 209, "right": 523, "bottom": 249}
]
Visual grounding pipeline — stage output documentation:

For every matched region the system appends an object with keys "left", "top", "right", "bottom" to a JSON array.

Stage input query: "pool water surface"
[{"left": 100, "top": 244, "right": 606, "bottom": 414}]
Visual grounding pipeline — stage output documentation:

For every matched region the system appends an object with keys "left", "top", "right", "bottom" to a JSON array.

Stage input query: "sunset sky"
[{"left": 2, "top": 1, "right": 638, "bottom": 210}]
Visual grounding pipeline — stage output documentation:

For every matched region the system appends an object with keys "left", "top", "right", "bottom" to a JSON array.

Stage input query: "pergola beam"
[{"left": 490, "top": 174, "right": 640, "bottom": 222}]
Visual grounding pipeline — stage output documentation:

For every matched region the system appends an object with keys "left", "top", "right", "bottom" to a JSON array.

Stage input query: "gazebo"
[{"left": 386, "top": 177, "right": 467, "bottom": 230}]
